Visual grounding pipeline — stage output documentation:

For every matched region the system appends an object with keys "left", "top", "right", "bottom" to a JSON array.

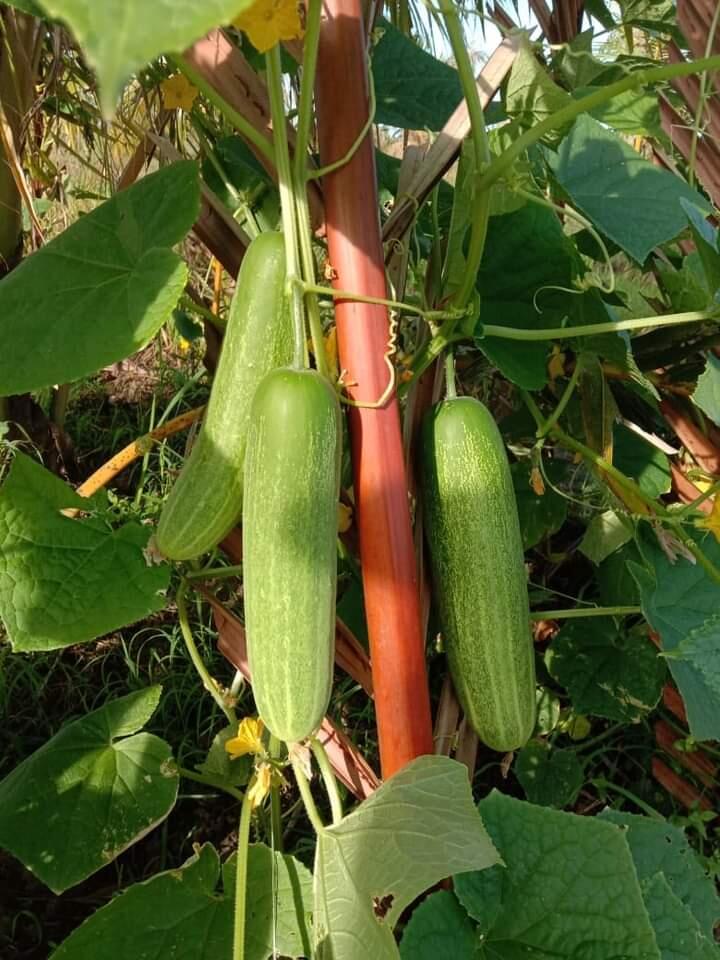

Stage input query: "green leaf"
[
  {"left": 506, "top": 40, "right": 572, "bottom": 130},
  {"left": 614, "top": 424, "right": 671, "bottom": 497},
  {"left": 455, "top": 791, "right": 661, "bottom": 959},
  {"left": 546, "top": 115, "right": 711, "bottom": 263},
  {"left": 599, "top": 810, "right": 720, "bottom": 937},
  {"left": 631, "top": 530, "right": 720, "bottom": 740},
  {"left": 372, "top": 19, "right": 461, "bottom": 131},
  {"left": 0, "top": 687, "right": 178, "bottom": 894},
  {"left": 32, "top": 1, "right": 255, "bottom": 115},
  {"left": 546, "top": 617, "right": 665, "bottom": 722},
  {"left": 478, "top": 301, "right": 551, "bottom": 389},
  {"left": 399, "top": 891, "right": 477, "bottom": 959},
  {"left": 196, "top": 724, "right": 252, "bottom": 787},
  {"left": 621, "top": 0, "right": 685, "bottom": 43},
  {"left": 574, "top": 85, "right": 662, "bottom": 137},
  {"left": 511, "top": 460, "right": 567, "bottom": 549},
  {"left": 202, "top": 135, "right": 279, "bottom": 232},
  {"left": 0, "top": 161, "right": 198, "bottom": 396},
  {"left": 657, "top": 258, "right": 712, "bottom": 313},
  {"left": 580, "top": 509, "right": 634, "bottom": 565},
  {"left": 681, "top": 200, "right": 720, "bottom": 299},
  {"left": 514, "top": 741, "right": 585, "bottom": 808},
  {"left": 641, "top": 874, "right": 718, "bottom": 960},
  {"left": 0, "top": 452, "right": 171, "bottom": 651},
  {"left": 693, "top": 354, "right": 720, "bottom": 427},
  {"left": 51, "top": 842, "right": 312, "bottom": 960},
  {"left": 598, "top": 540, "right": 643, "bottom": 607},
  {"left": 313, "top": 756, "right": 499, "bottom": 960},
  {"left": 666, "top": 615, "right": 720, "bottom": 701}
]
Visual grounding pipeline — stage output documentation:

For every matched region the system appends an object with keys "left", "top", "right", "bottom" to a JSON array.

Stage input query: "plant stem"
[
  {"left": 177, "top": 580, "right": 236, "bottom": 724},
  {"left": 233, "top": 781, "right": 255, "bottom": 960},
  {"left": 310, "top": 737, "right": 343, "bottom": 824},
  {"left": 185, "top": 564, "right": 244, "bottom": 581},
  {"left": 477, "top": 54, "right": 720, "bottom": 195},
  {"left": 444, "top": 349, "right": 457, "bottom": 399},
  {"left": 687, "top": 1, "right": 720, "bottom": 188},
  {"left": 591, "top": 777, "right": 664, "bottom": 819},
  {"left": 266, "top": 46, "right": 306, "bottom": 369},
  {"left": 675, "top": 477, "right": 720, "bottom": 516},
  {"left": 530, "top": 605, "right": 642, "bottom": 621},
  {"left": 171, "top": 55, "right": 274, "bottom": 165},
  {"left": 482, "top": 310, "right": 715, "bottom": 342},
  {"left": 436, "top": 0, "right": 491, "bottom": 309},
  {"left": 290, "top": 752, "right": 326, "bottom": 835},
  {"left": 292, "top": 0, "right": 328, "bottom": 378},
  {"left": 269, "top": 735, "right": 284, "bottom": 852},
  {"left": 571, "top": 723, "right": 625, "bottom": 753},
  {"left": 537, "top": 355, "right": 585, "bottom": 438},
  {"left": 177, "top": 765, "right": 245, "bottom": 802}
]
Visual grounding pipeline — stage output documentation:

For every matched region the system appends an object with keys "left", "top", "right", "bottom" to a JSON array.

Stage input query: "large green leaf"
[
  {"left": 455, "top": 791, "right": 660, "bottom": 959},
  {"left": 372, "top": 19, "right": 461, "bottom": 130},
  {"left": 0, "top": 161, "right": 197, "bottom": 396},
  {"left": 546, "top": 115, "right": 710, "bottom": 263},
  {"left": 631, "top": 530, "right": 720, "bottom": 740},
  {"left": 0, "top": 453, "right": 171, "bottom": 651},
  {"left": 506, "top": 40, "right": 572, "bottom": 129},
  {"left": 641, "top": 874, "right": 718, "bottom": 960},
  {"left": 546, "top": 617, "right": 665, "bottom": 722},
  {"left": 399, "top": 891, "right": 477, "bottom": 959},
  {"left": 666, "top": 616, "right": 720, "bottom": 701},
  {"left": 51, "top": 842, "right": 312, "bottom": 959},
  {"left": 31, "top": 1, "right": 254, "bottom": 114},
  {"left": 600, "top": 811, "right": 720, "bottom": 938},
  {"left": 514, "top": 741, "right": 585, "bottom": 808},
  {"left": 313, "top": 756, "right": 499, "bottom": 960},
  {"left": 0, "top": 687, "right": 178, "bottom": 894},
  {"left": 574, "top": 85, "right": 662, "bottom": 137}
]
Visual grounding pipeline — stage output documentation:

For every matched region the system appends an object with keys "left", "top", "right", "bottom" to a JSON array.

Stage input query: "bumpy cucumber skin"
[
  {"left": 422, "top": 397, "right": 536, "bottom": 752},
  {"left": 243, "top": 368, "right": 342, "bottom": 743},
  {"left": 156, "top": 232, "right": 293, "bottom": 561}
]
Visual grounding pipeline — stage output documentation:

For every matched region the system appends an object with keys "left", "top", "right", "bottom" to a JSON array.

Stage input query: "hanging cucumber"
[
  {"left": 243, "top": 368, "right": 342, "bottom": 743},
  {"left": 422, "top": 397, "right": 536, "bottom": 752},
  {"left": 156, "top": 232, "right": 293, "bottom": 561}
]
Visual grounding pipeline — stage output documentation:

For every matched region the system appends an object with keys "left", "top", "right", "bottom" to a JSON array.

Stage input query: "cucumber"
[
  {"left": 422, "top": 397, "right": 536, "bottom": 752},
  {"left": 156, "top": 232, "right": 293, "bottom": 561},
  {"left": 243, "top": 368, "right": 342, "bottom": 743}
]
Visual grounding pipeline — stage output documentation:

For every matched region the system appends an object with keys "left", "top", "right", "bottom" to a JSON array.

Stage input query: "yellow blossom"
[
  {"left": 161, "top": 74, "right": 199, "bottom": 111},
  {"left": 248, "top": 763, "right": 273, "bottom": 808},
  {"left": 699, "top": 495, "right": 720, "bottom": 544},
  {"left": 232, "top": 0, "right": 304, "bottom": 53},
  {"left": 225, "top": 716, "right": 265, "bottom": 758},
  {"left": 547, "top": 345, "right": 566, "bottom": 382}
]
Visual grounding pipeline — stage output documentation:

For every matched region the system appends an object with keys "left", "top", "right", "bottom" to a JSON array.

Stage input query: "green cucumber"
[
  {"left": 243, "top": 368, "right": 342, "bottom": 743},
  {"left": 156, "top": 232, "right": 293, "bottom": 561},
  {"left": 422, "top": 397, "right": 536, "bottom": 752}
]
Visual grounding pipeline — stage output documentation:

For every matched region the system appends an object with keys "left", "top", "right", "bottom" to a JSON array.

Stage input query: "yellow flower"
[
  {"left": 225, "top": 717, "right": 265, "bottom": 758},
  {"left": 248, "top": 763, "right": 273, "bottom": 808},
  {"left": 232, "top": 0, "right": 304, "bottom": 53},
  {"left": 547, "top": 345, "right": 566, "bottom": 382},
  {"left": 161, "top": 74, "right": 199, "bottom": 111},
  {"left": 699, "top": 495, "right": 720, "bottom": 544}
]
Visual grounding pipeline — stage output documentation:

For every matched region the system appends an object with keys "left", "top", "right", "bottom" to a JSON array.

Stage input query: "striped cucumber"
[
  {"left": 243, "top": 368, "right": 342, "bottom": 743},
  {"left": 422, "top": 397, "right": 536, "bottom": 752},
  {"left": 156, "top": 232, "right": 293, "bottom": 561}
]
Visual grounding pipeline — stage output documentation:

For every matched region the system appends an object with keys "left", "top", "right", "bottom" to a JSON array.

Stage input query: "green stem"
[
  {"left": 290, "top": 753, "right": 326, "bottom": 835},
  {"left": 537, "top": 355, "right": 585, "bottom": 438},
  {"left": 436, "top": 0, "right": 491, "bottom": 308},
  {"left": 310, "top": 737, "right": 343, "bottom": 825},
  {"left": 675, "top": 478, "right": 720, "bottom": 517},
  {"left": 177, "top": 580, "right": 236, "bottom": 725},
  {"left": 185, "top": 564, "right": 244, "bottom": 581},
  {"left": 292, "top": 0, "right": 327, "bottom": 378},
  {"left": 570, "top": 723, "right": 625, "bottom": 753},
  {"left": 171, "top": 55, "right": 274, "bottom": 165},
  {"left": 444, "top": 350, "right": 457, "bottom": 399},
  {"left": 307, "top": 70, "right": 376, "bottom": 181},
  {"left": 687, "top": 2, "right": 720, "bottom": 188},
  {"left": 482, "top": 310, "right": 716, "bottom": 342},
  {"left": 477, "top": 54, "right": 720, "bottom": 195},
  {"left": 233, "top": 780, "right": 255, "bottom": 960},
  {"left": 177, "top": 765, "right": 245, "bottom": 802},
  {"left": 269, "top": 735, "right": 284, "bottom": 852},
  {"left": 266, "top": 46, "right": 306, "bottom": 369},
  {"left": 591, "top": 777, "right": 664, "bottom": 819},
  {"left": 302, "top": 280, "right": 459, "bottom": 323},
  {"left": 530, "top": 605, "right": 642, "bottom": 621}
]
